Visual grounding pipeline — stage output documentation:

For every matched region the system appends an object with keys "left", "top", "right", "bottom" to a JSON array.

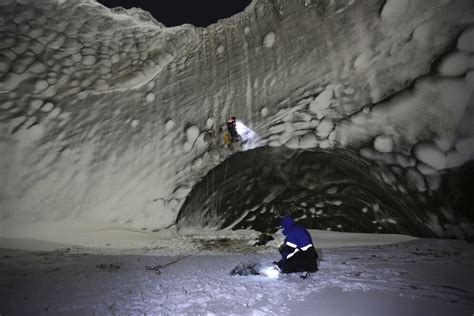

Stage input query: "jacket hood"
[{"left": 280, "top": 215, "right": 295, "bottom": 230}]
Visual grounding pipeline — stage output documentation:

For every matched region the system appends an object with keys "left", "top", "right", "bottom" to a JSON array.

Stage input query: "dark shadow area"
[
  {"left": 97, "top": 0, "right": 252, "bottom": 27},
  {"left": 177, "top": 147, "right": 445, "bottom": 237},
  {"left": 176, "top": 147, "right": 473, "bottom": 239},
  {"left": 439, "top": 161, "right": 474, "bottom": 240}
]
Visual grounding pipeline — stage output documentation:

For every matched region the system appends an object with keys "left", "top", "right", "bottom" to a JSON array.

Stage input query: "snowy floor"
[{"left": 1, "top": 231, "right": 473, "bottom": 315}]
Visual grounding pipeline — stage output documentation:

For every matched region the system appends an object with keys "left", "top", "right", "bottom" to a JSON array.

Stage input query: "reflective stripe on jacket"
[
  {"left": 284, "top": 240, "right": 313, "bottom": 259},
  {"left": 280, "top": 215, "right": 314, "bottom": 260}
]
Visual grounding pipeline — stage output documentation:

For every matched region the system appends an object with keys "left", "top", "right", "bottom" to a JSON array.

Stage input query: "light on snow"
[
  {"left": 258, "top": 266, "right": 280, "bottom": 279},
  {"left": 235, "top": 120, "right": 262, "bottom": 150}
]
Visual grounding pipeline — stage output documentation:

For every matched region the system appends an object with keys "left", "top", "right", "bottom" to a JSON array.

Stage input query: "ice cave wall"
[{"left": 0, "top": 0, "right": 473, "bottom": 235}]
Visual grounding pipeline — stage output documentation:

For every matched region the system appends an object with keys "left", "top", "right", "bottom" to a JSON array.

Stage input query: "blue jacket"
[{"left": 280, "top": 216, "right": 314, "bottom": 261}]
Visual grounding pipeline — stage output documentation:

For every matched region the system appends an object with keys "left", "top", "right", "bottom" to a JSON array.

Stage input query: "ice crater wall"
[{"left": 0, "top": 0, "right": 473, "bottom": 236}]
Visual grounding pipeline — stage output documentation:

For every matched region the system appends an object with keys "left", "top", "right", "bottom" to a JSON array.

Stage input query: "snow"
[
  {"left": 146, "top": 81, "right": 155, "bottom": 90},
  {"left": 327, "top": 187, "right": 338, "bottom": 194},
  {"left": 309, "top": 89, "right": 333, "bottom": 119},
  {"left": 49, "top": 107, "right": 61, "bottom": 118},
  {"left": 235, "top": 121, "right": 263, "bottom": 150},
  {"left": 165, "top": 119, "right": 175, "bottom": 131},
  {"left": 413, "top": 142, "right": 447, "bottom": 170},
  {"left": 455, "top": 137, "right": 474, "bottom": 160},
  {"left": 262, "top": 31, "right": 276, "bottom": 48},
  {"left": 457, "top": 26, "right": 474, "bottom": 52},
  {"left": 406, "top": 168, "right": 427, "bottom": 192},
  {"left": 131, "top": 119, "right": 139, "bottom": 128},
  {"left": 206, "top": 117, "right": 215, "bottom": 129},
  {"left": 353, "top": 50, "right": 373, "bottom": 70},
  {"left": 81, "top": 55, "right": 97, "bottom": 66},
  {"left": 380, "top": 0, "right": 411, "bottom": 22},
  {"left": 1, "top": 229, "right": 473, "bottom": 315},
  {"left": 436, "top": 51, "right": 472, "bottom": 76},
  {"left": 467, "top": 71, "right": 474, "bottom": 88},
  {"left": 30, "top": 99, "right": 43, "bottom": 110},
  {"left": 426, "top": 173, "right": 442, "bottom": 191},
  {"left": 416, "top": 162, "right": 439, "bottom": 176},
  {"left": 373, "top": 135, "right": 394, "bottom": 153},
  {"left": 1, "top": 101, "right": 12, "bottom": 110},
  {"left": 413, "top": 21, "right": 431, "bottom": 42},
  {"left": 34, "top": 79, "right": 48, "bottom": 92},
  {"left": 40, "top": 101, "right": 54, "bottom": 112},
  {"left": 299, "top": 132, "right": 318, "bottom": 149},
  {"left": 445, "top": 149, "right": 467, "bottom": 168},
  {"left": 145, "top": 92, "right": 155, "bottom": 102},
  {"left": 0, "top": 0, "right": 473, "bottom": 271},
  {"left": 316, "top": 118, "right": 333, "bottom": 139},
  {"left": 186, "top": 125, "right": 200, "bottom": 144}
]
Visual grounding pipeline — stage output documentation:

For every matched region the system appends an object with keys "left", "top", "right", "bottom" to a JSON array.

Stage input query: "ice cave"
[{"left": 1, "top": 0, "right": 474, "bottom": 315}]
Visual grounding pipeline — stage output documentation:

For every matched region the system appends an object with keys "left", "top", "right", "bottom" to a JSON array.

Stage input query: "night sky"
[{"left": 97, "top": 0, "right": 252, "bottom": 27}]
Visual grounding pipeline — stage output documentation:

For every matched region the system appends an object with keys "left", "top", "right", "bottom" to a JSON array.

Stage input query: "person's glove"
[{"left": 278, "top": 242, "right": 284, "bottom": 252}]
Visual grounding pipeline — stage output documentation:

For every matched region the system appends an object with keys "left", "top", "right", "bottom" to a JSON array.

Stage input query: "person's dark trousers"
[{"left": 280, "top": 247, "right": 318, "bottom": 273}]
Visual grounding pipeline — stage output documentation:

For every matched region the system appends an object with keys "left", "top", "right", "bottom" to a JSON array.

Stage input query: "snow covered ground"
[{"left": 1, "top": 228, "right": 473, "bottom": 315}]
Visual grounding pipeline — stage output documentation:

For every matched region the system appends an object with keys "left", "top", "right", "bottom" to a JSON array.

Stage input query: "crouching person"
[{"left": 277, "top": 215, "right": 318, "bottom": 274}]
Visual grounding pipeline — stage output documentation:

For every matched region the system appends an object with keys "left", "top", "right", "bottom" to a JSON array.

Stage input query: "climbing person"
[
  {"left": 226, "top": 116, "right": 240, "bottom": 142},
  {"left": 275, "top": 215, "right": 319, "bottom": 275},
  {"left": 223, "top": 129, "right": 233, "bottom": 150}
]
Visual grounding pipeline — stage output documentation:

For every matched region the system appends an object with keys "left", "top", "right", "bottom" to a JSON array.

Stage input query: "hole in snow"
[
  {"left": 97, "top": 0, "right": 253, "bottom": 27},
  {"left": 176, "top": 147, "right": 428, "bottom": 236}
]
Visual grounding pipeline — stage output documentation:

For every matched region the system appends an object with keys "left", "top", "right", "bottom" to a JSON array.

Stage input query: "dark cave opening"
[
  {"left": 96, "top": 0, "right": 253, "bottom": 27},
  {"left": 176, "top": 146, "right": 447, "bottom": 237}
]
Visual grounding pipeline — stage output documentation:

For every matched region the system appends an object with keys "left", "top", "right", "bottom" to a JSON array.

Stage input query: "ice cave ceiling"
[{"left": 0, "top": 0, "right": 473, "bottom": 239}]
